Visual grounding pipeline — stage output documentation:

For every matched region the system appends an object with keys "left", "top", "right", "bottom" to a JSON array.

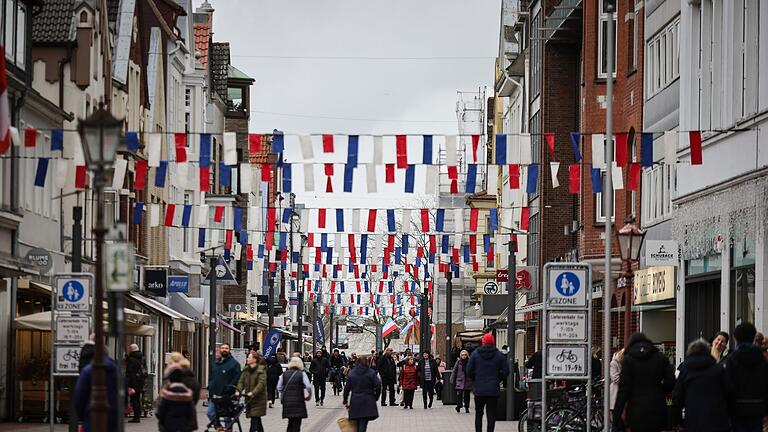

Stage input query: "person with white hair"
[
  {"left": 125, "top": 343, "right": 146, "bottom": 423},
  {"left": 277, "top": 356, "right": 313, "bottom": 432}
]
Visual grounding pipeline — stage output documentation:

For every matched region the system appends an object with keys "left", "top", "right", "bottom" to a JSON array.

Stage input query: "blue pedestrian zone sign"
[
  {"left": 548, "top": 268, "right": 587, "bottom": 307},
  {"left": 56, "top": 276, "right": 91, "bottom": 312}
]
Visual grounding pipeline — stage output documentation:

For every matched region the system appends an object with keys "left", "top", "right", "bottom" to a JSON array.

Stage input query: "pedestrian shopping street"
[{"left": 0, "top": 389, "right": 518, "bottom": 432}]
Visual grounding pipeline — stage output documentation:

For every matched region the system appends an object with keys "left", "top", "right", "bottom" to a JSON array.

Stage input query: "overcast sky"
[{"left": 204, "top": 0, "right": 500, "bottom": 207}]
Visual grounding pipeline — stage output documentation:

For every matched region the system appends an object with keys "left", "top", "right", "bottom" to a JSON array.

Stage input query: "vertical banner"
[
  {"left": 315, "top": 315, "right": 325, "bottom": 345},
  {"left": 263, "top": 328, "right": 283, "bottom": 358}
]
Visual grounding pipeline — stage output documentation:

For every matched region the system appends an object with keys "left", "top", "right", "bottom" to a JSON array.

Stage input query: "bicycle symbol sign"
[{"left": 546, "top": 345, "right": 587, "bottom": 376}]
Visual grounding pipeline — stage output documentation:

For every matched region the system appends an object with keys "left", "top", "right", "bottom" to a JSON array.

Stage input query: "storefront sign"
[
  {"left": 256, "top": 295, "right": 269, "bottom": 313},
  {"left": 167, "top": 275, "right": 190, "bottom": 293},
  {"left": 496, "top": 266, "right": 537, "bottom": 291},
  {"left": 144, "top": 268, "right": 168, "bottom": 297},
  {"left": 228, "top": 304, "right": 247, "bottom": 313},
  {"left": 546, "top": 345, "right": 587, "bottom": 376},
  {"left": 55, "top": 317, "right": 90, "bottom": 343},
  {"left": 483, "top": 281, "right": 499, "bottom": 294},
  {"left": 25, "top": 248, "right": 52, "bottom": 274},
  {"left": 547, "top": 311, "right": 587, "bottom": 342},
  {"left": 634, "top": 266, "right": 675, "bottom": 305},
  {"left": 56, "top": 276, "right": 91, "bottom": 312},
  {"left": 54, "top": 345, "right": 82, "bottom": 373},
  {"left": 645, "top": 240, "right": 679, "bottom": 266}
]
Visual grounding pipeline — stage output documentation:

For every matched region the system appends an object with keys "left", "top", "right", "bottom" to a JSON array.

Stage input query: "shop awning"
[
  {"left": 168, "top": 293, "right": 205, "bottom": 324},
  {"left": 14, "top": 311, "right": 155, "bottom": 336},
  {"left": 128, "top": 293, "right": 195, "bottom": 331},
  {"left": 218, "top": 317, "right": 244, "bottom": 335},
  {"left": 610, "top": 301, "right": 676, "bottom": 313}
]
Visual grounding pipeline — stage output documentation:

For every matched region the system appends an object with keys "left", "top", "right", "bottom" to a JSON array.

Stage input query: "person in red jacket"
[{"left": 399, "top": 356, "right": 418, "bottom": 409}]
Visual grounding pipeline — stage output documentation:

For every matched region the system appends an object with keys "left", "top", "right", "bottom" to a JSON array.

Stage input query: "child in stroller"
[{"left": 206, "top": 385, "right": 247, "bottom": 432}]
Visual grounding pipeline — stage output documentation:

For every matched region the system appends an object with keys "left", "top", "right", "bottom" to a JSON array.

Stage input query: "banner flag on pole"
[
  {"left": 550, "top": 162, "right": 560, "bottom": 188},
  {"left": 422, "top": 135, "right": 433, "bottom": 164},
  {"left": 545, "top": 132, "right": 555, "bottom": 158},
  {"left": 569, "top": 132, "right": 582, "bottom": 162},
  {"left": 347, "top": 135, "right": 359, "bottom": 167},
  {"left": 615, "top": 132, "right": 628, "bottom": 166},
  {"left": 641, "top": 133, "right": 654, "bottom": 167},
  {"left": 322, "top": 134, "right": 334, "bottom": 153},
  {"left": 591, "top": 167, "right": 602, "bottom": 193},
  {"left": 495, "top": 134, "right": 507, "bottom": 164},
  {"left": 569, "top": 164, "right": 580, "bottom": 194},
  {"left": 396, "top": 135, "right": 408, "bottom": 169}
]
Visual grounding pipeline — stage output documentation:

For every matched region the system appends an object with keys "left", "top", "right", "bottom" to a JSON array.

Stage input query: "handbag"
[
  {"left": 280, "top": 371, "right": 299, "bottom": 404},
  {"left": 337, "top": 417, "right": 357, "bottom": 432}
]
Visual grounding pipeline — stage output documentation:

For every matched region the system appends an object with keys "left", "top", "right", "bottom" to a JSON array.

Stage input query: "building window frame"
[
  {"left": 597, "top": 0, "right": 617, "bottom": 79},
  {"left": 646, "top": 17, "right": 680, "bottom": 99},
  {"left": 595, "top": 170, "right": 616, "bottom": 224}
]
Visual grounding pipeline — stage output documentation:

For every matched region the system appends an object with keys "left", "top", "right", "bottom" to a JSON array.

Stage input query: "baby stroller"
[{"left": 205, "top": 385, "right": 246, "bottom": 432}]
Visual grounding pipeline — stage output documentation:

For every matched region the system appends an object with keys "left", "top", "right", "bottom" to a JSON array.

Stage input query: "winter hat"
[{"left": 482, "top": 333, "right": 495, "bottom": 346}]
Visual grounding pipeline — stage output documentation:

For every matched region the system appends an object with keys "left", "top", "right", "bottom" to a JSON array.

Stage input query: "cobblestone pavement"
[{"left": 0, "top": 390, "right": 519, "bottom": 431}]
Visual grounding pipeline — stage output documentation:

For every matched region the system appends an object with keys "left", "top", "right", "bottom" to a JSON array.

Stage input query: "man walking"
[
  {"left": 376, "top": 347, "right": 397, "bottom": 406},
  {"left": 309, "top": 350, "right": 331, "bottom": 406},
  {"left": 467, "top": 333, "right": 508, "bottom": 432},
  {"left": 723, "top": 322, "right": 768, "bottom": 432},
  {"left": 125, "top": 343, "right": 146, "bottom": 423},
  {"left": 207, "top": 343, "right": 242, "bottom": 425}
]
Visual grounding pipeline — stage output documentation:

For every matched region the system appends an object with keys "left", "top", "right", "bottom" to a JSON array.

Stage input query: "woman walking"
[
  {"left": 343, "top": 355, "right": 382, "bottom": 432},
  {"left": 266, "top": 355, "right": 282, "bottom": 408},
  {"left": 399, "top": 356, "right": 418, "bottom": 409},
  {"left": 277, "top": 356, "right": 312, "bottom": 432},
  {"left": 237, "top": 352, "right": 268, "bottom": 432},
  {"left": 609, "top": 348, "right": 624, "bottom": 413},
  {"left": 451, "top": 350, "right": 473, "bottom": 413},
  {"left": 163, "top": 354, "right": 200, "bottom": 431},
  {"left": 156, "top": 362, "right": 194, "bottom": 432},
  {"left": 417, "top": 351, "right": 441, "bottom": 409}
]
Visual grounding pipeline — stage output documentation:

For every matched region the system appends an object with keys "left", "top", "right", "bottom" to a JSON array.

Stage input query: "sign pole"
[
  {"left": 445, "top": 270, "right": 452, "bottom": 368},
  {"left": 506, "top": 235, "right": 517, "bottom": 421},
  {"left": 208, "top": 256, "right": 217, "bottom": 381}
]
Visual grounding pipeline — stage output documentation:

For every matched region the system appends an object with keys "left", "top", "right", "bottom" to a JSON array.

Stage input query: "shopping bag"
[{"left": 337, "top": 417, "right": 357, "bottom": 432}]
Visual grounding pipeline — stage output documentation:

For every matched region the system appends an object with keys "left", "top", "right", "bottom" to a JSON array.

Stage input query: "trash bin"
[
  {"left": 441, "top": 370, "right": 456, "bottom": 405},
  {"left": 496, "top": 388, "right": 527, "bottom": 421}
]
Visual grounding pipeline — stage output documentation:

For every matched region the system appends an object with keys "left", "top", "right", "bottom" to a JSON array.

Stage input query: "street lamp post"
[
  {"left": 77, "top": 103, "right": 123, "bottom": 432},
  {"left": 444, "top": 270, "right": 452, "bottom": 368},
  {"left": 616, "top": 218, "right": 646, "bottom": 346},
  {"left": 297, "top": 233, "right": 307, "bottom": 356}
]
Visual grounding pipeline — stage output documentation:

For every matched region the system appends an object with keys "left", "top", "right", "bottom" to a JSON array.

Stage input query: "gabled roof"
[
  {"left": 209, "top": 42, "right": 230, "bottom": 100},
  {"left": 193, "top": 17, "right": 211, "bottom": 66},
  {"left": 32, "top": 0, "right": 76, "bottom": 44},
  {"left": 227, "top": 64, "right": 254, "bottom": 83}
]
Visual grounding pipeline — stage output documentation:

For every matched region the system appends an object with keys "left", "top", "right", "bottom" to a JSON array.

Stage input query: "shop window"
[
  {"left": 2, "top": 0, "right": 27, "bottom": 70},
  {"left": 686, "top": 254, "right": 722, "bottom": 277}
]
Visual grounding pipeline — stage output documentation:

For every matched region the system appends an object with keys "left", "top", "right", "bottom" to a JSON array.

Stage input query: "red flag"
[
  {"left": 75, "top": 165, "right": 87, "bottom": 189},
  {"left": 420, "top": 208, "right": 430, "bottom": 232},
  {"left": 520, "top": 207, "right": 530, "bottom": 231},
  {"left": 324, "top": 163, "right": 334, "bottom": 176},
  {"left": 689, "top": 131, "right": 702, "bottom": 165},
  {"left": 385, "top": 164, "right": 395, "bottom": 183},
  {"left": 569, "top": 164, "right": 581, "bottom": 194},
  {"left": 214, "top": 205, "right": 225, "bottom": 222},
  {"left": 174, "top": 133, "right": 187, "bottom": 162},
  {"left": 325, "top": 176, "right": 333, "bottom": 193},
  {"left": 266, "top": 207, "right": 277, "bottom": 232},
  {"left": 469, "top": 235, "right": 477, "bottom": 254},
  {"left": 318, "top": 208, "right": 327, "bottom": 228},
  {"left": 396, "top": 135, "right": 408, "bottom": 169},
  {"left": 248, "top": 134, "right": 262, "bottom": 154},
  {"left": 615, "top": 133, "right": 628, "bottom": 166},
  {"left": 429, "top": 235, "right": 436, "bottom": 254},
  {"left": 544, "top": 133, "right": 555, "bottom": 159},
  {"left": 0, "top": 45, "right": 10, "bottom": 154},
  {"left": 134, "top": 160, "right": 148, "bottom": 191},
  {"left": 450, "top": 180, "right": 458, "bottom": 194},
  {"left": 24, "top": 128, "right": 36, "bottom": 147},
  {"left": 367, "top": 209, "right": 377, "bottom": 232},
  {"left": 307, "top": 233, "right": 314, "bottom": 247},
  {"left": 471, "top": 135, "right": 480, "bottom": 163},
  {"left": 628, "top": 163, "right": 641, "bottom": 191},
  {"left": 469, "top": 208, "right": 479, "bottom": 231},
  {"left": 315, "top": 247, "right": 322, "bottom": 264},
  {"left": 387, "top": 234, "right": 395, "bottom": 251},
  {"left": 265, "top": 231, "right": 273, "bottom": 250},
  {"left": 199, "top": 167, "right": 210, "bottom": 192},
  {"left": 164, "top": 204, "right": 176, "bottom": 226},
  {"left": 322, "top": 134, "right": 334, "bottom": 153},
  {"left": 260, "top": 163, "right": 271, "bottom": 181},
  {"left": 508, "top": 164, "right": 520, "bottom": 189},
  {"left": 225, "top": 230, "right": 233, "bottom": 249},
  {"left": 447, "top": 165, "right": 458, "bottom": 180}
]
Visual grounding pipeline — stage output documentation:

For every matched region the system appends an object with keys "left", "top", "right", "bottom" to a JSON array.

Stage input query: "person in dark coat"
[
  {"left": 237, "top": 352, "right": 268, "bottom": 432},
  {"left": 399, "top": 356, "right": 418, "bottom": 409},
  {"left": 344, "top": 355, "right": 382, "bottom": 432},
  {"left": 451, "top": 349, "right": 473, "bottom": 413},
  {"left": 156, "top": 364, "right": 195, "bottom": 432},
  {"left": 77, "top": 334, "right": 95, "bottom": 373},
  {"left": 671, "top": 338, "right": 730, "bottom": 432},
  {"left": 467, "top": 333, "right": 509, "bottom": 432},
  {"left": 74, "top": 355, "right": 119, "bottom": 432},
  {"left": 207, "top": 343, "right": 241, "bottom": 424},
  {"left": 309, "top": 350, "right": 331, "bottom": 406},
  {"left": 277, "top": 356, "right": 312, "bottom": 432},
  {"left": 723, "top": 322, "right": 768, "bottom": 432},
  {"left": 125, "top": 344, "right": 146, "bottom": 423},
  {"left": 612, "top": 333, "right": 675, "bottom": 432},
  {"left": 376, "top": 347, "right": 397, "bottom": 406},
  {"left": 416, "top": 351, "right": 441, "bottom": 409},
  {"left": 266, "top": 355, "right": 283, "bottom": 408},
  {"left": 164, "top": 357, "right": 200, "bottom": 432}
]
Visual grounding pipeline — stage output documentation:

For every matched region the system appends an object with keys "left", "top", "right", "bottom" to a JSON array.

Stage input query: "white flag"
[
  {"left": 112, "top": 157, "right": 127, "bottom": 189},
  {"left": 366, "top": 164, "right": 377, "bottom": 193},
  {"left": 424, "top": 166, "right": 437, "bottom": 194},
  {"left": 9, "top": 127, "right": 20, "bottom": 147},
  {"left": 612, "top": 162, "right": 624, "bottom": 190},
  {"left": 487, "top": 165, "right": 499, "bottom": 193},
  {"left": 300, "top": 209, "right": 310, "bottom": 233},
  {"left": 445, "top": 135, "right": 458, "bottom": 166},
  {"left": 54, "top": 159, "right": 69, "bottom": 189},
  {"left": 550, "top": 162, "right": 561, "bottom": 188},
  {"left": 197, "top": 205, "right": 209, "bottom": 228},
  {"left": 664, "top": 131, "right": 677, "bottom": 166},
  {"left": 352, "top": 209, "right": 360, "bottom": 233},
  {"left": 148, "top": 134, "right": 161, "bottom": 167},
  {"left": 519, "top": 134, "right": 532, "bottom": 165},
  {"left": 150, "top": 203, "right": 160, "bottom": 227},
  {"left": 373, "top": 136, "right": 383, "bottom": 165},
  {"left": 304, "top": 164, "right": 315, "bottom": 192},
  {"left": 453, "top": 208, "right": 464, "bottom": 232},
  {"left": 401, "top": 209, "right": 412, "bottom": 234},
  {"left": 240, "top": 163, "right": 252, "bottom": 194},
  {"left": 591, "top": 134, "right": 606, "bottom": 168},
  {"left": 223, "top": 132, "right": 237, "bottom": 166},
  {"left": 299, "top": 135, "right": 314, "bottom": 159}
]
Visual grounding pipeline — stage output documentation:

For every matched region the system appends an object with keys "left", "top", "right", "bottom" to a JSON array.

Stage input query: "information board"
[
  {"left": 547, "top": 311, "right": 587, "bottom": 342},
  {"left": 546, "top": 345, "right": 587, "bottom": 376},
  {"left": 55, "top": 317, "right": 90, "bottom": 343}
]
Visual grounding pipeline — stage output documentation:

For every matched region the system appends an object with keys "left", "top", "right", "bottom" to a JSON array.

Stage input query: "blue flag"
[
  {"left": 526, "top": 164, "right": 539, "bottom": 193},
  {"left": 591, "top": 167, "right": 603, "bottom": 193},
  {"left": 155, "top": 161, "right": 168, "bottom": 187},
  {"left": 343, "top": 164, "right": 354, "bottom": 193},
  {"left": 282, "top": 164, "right": 292, "bottom": 192},
  {"left": 422, "top": 135, "right": 433, "bottom": 164},
  {"left": 405, "top": 165, "right": 415, "bottom": 193},
  {"left": 347, "top": 135, "right": 359, "bottom": 167},
  {"left": 315, "top": 316, "right": 325, "bottom": 345},
  {"left": 51, "top": 130, "right": 64, "bottom": 151},
  {"left": 263, "top": 328, "right": 283, "bottom": 358},
  {"left": 436, "top": 209, "right": 445, "bottom": 232},
  {"left": 133, "top": 202, "right": 144, "bottom": 225},
  {"left": 200, "top": 134, "right": 212, "bottom": 168},
  {"left": 234, "top": 207, "right": 243, "bottom": 231},
  {"left": 570, "top": 132, "right": 582, "bottom": 162},
  {"left": 182, "top": 204, "right": 192, "bottom": 227},
  {"left": 336, "top": 209, "right": 344, "bottom": 232},
  {"left": 34, "top": 158, "right": 49, "bottom": 187},
  {"left": 489, "top": 208, "right": 498, "bottom": 232},
  {"left": 272, "top": 132, "right": 284, "bottom": 153},
  {"left": 197, "top": 228, "right": 206, "bottom": 248},
  {"left": 641, "top": 133, "right": 654, "bottom": 167},
  {"left": 466, "top": 164, "right": 477, "bottom": 193},
  {"left": 387, "top": 209, "right": 396, "bottom": 232},
  {"left": 495, "top": 134, "right": 507, "bottom": 164}
]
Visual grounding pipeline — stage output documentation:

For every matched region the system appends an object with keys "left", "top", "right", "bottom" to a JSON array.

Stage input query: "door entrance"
[{"left": 685, "top": 275, "right": 721, "bottom": 346}]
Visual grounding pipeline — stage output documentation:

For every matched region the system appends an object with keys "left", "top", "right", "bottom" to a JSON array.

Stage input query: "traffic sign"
[
  {"left": 547, "top": 311, "right": 587, "bottom": 342},
  {"left": 54, "top": 345, "right": 82, "bottom": 374},
  {"left": 56, "top": 276, "right": 91, "bottom": 312},
  {"left": 55, "top": 317, "right": 90, "bottom": 343},
  {"left": 547, "top": 266, "right": 587, "bottom": 307},
  {"left": 546, "top": 345, "right": 587, "bottom": 377},
  {"left": 106, "top": 242, "right": 134, "bottom": 292}
]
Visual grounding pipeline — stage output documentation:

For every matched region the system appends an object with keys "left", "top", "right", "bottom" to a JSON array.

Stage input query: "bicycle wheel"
[
  {"left": 590, "top": 407, "right": 603, "bottom": 430},
  {"left": 544, "top": 407, "right": 586, "bottom": 432}
]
